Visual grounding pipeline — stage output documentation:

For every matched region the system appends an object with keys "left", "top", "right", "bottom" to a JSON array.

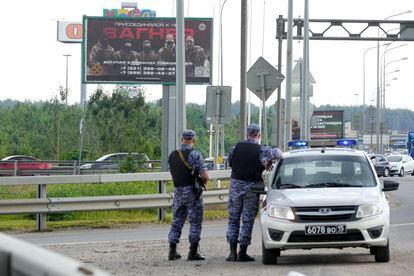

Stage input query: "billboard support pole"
[{"left": 160, "top": 85, "right": 177, "bottom": 221}]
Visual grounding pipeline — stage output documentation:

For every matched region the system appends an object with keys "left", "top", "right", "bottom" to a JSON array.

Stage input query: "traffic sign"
[
  {"left": 206, "top": 86, "right": 232, "bottom": 125},
  {"left": 291, "top": 58, "right": 316, "bottom": 84},
  {"left": 351, "top": 112, "right": 363, "bottom": 131},
  {"left": 247, "top": 57, "right": 285, "bottom": 101}
]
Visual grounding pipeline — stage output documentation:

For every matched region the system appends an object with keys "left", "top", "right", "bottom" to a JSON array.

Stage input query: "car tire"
[
  {"left": 383, "top": 168, "right": 390, "bottom": 177},
  {"left": 373, "top": 240, "right": 390, "bottom": 262},
  {"left": 369, "top": 247, "right": 375, "bottom": 255},
  {"left": 399, "top": 168, "right": 404, "bottom": 177},
  {"left": 261, "top": 240, "right": 279, "bottom": 265}
]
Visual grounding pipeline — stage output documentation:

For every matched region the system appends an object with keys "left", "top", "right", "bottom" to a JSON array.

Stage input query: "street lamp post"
[
  {"left": 375, "top": 10, "right": 411, "bottom": 154},
  {"left": 63, "top": 54, "right": 71, "bottom": 106},
  {"left": 362, "top": 43, "right": 389, "bottom": 138}
]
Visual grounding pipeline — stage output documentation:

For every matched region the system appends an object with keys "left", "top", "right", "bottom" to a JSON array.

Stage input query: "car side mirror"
[{"left": 383, "top": 180, "right": 399, "bottom": 191}]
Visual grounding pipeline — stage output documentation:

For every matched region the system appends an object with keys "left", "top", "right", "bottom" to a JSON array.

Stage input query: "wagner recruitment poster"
[{"left": 83, "top": 16, "right": 212, "bottom": 84}]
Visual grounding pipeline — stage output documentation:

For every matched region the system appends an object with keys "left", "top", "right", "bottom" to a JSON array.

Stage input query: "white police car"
[{"left": 259, "top": 140, "right": 399, "bottom": 264}]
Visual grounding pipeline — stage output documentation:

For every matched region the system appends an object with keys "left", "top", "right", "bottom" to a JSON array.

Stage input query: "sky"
[{"left": 1, "top": 0, "right": 414, "bottom": 111}]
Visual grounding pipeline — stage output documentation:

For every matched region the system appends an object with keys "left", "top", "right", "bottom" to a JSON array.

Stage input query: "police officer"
[
  {"left": 226, "top": 123, "right": 283, "bottom": 262},
  {"left": 168, "top": 130, "right": 208, "bottom": 261}
]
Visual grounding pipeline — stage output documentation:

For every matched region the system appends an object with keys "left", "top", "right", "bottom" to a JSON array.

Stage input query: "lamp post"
[
  {"left": 375, "top": 10, "right": 411, "bottom": 154},
  {"left": 383, "top": 57, "right": 407, "bottom": 108},
  {"left": 362, "top": 43, "right": 389, "bottom": 137},
  {"left": 63, "top": 54, "right": 71, "bottom": 106},
  {"left": 219, "top": 0, "right": 229, "bottom": 86}
]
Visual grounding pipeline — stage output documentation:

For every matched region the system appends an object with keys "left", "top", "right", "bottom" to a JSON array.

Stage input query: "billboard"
[
  {"left": 82, "top": 16, "right": 213, "bottom": 84},
  {"left": 57, "top": 21, "right": 83, "bottom": 43},
  {"left": 310, "top": 110, "right": 344, "bottom": 140}
]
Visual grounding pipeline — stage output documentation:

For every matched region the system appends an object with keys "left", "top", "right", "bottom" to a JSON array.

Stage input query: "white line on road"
[
  {"left": 390, "top": 222, "right": 414, "bottom": 227},
  {"left": 32, "top": 222, "right": 414, "bottom": 246}
]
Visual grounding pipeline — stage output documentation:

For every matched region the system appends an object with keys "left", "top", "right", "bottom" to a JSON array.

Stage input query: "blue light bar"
[
  {"left": 288, "top": 140, "right": 309, "bottom": 147},
  {"left": 336, "top": 139, "right": 357, "bottom": 147}
]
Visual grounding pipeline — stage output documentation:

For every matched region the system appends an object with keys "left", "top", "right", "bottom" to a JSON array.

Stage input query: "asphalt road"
[{"left": 13, "top": 175, "right": 414, "bottom": 276}]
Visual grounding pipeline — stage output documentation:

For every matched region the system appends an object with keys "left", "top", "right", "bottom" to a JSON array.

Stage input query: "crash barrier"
[
  {"left": 0, "top": 170, "right": 236, "bottom": 231},
  {"left": 0, "top": 158, "right": 227, "bottom": 176},
  {"left": 0, "top": 160, "right": 161, "bottom": 176},
  {"left": 0, "top": 232, "right": 111, "bottom": 276}
]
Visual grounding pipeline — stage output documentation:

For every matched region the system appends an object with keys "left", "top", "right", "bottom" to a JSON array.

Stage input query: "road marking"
[
  {"left": 38, "top": 238, "right": 167, "bottom": 246},
  {"left": 390, "top": 222, "right": 414, "bottom": 227}
]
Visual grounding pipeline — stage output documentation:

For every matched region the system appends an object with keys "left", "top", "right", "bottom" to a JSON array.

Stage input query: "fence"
[{"left": 0, "top": 170, "right": 232, "bottom": 231}]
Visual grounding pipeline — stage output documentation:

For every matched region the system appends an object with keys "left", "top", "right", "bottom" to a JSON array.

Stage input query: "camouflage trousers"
[
  {"left": 226, "top": 179, "right": 260, "bottom": 246},
  {"left": 168, "top": 185, "right": 204, "bottom": 244}
]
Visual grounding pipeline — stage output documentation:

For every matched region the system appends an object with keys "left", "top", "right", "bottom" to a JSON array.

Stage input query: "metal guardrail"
[
  {"left": 0, "top": 170, "right": 232, "bottom": 231},
  {"left": 0, "top": 232, "right": 111, "bottom": 276}
]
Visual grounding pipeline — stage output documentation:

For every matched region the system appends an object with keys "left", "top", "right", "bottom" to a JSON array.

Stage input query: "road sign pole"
[
  {"left": 260, "top": 73, "right": 268, "bottom": 145},
  {"left": 214, "top": 89, "right": 221, "bottom": 188}
]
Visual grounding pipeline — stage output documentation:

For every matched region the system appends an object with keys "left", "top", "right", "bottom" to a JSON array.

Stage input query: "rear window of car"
[
  {"left": 271, "top": 155, "right": 376, "bottom": 189},
  {"left": 387, "top": 155, "right": 403, "bottom": 162}
]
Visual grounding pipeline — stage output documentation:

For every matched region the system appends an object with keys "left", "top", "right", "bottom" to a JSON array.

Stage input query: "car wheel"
[
  {"left": 383, "top": 168, "right": 390, "bottom": 177},
  {"left": 373, "top": 240, "right": 390, "bottom": 262},
  {"left": 399, "top": 168, "right": 404, "bottom": 177},
  {"left": 261, "top": 240, "right": 279, "bottom": 265},
  {"left": 369, "top": 247, "right": 376, "bottom": 255}
]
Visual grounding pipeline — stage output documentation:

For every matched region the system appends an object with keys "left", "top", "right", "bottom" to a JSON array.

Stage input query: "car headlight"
[
  {"left": 356, "top": 203, "right": 382, "bottom": 218},
  {"left": 268, "top": 205, "right": 295, "bottom": 220}
]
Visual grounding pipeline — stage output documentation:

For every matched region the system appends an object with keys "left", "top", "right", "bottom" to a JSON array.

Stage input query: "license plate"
[{"left": 305, "top": 225, "right": 347, "bottom": 235}]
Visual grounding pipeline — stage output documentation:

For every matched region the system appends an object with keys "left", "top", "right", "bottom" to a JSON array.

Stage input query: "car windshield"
[
  {"left": 271, "top": 155, "right": 376, "bottom": 189},
  {"left": 387, "top": 155, "right": 403, "bottom": 162}
]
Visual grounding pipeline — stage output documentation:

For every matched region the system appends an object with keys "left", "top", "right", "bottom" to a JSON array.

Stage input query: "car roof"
[
  {"left": 1, "top": 155, "right": 38, "bottom": 161},
  {"left": 96, "top": 152, "right": 148, "bottom": 161},
  {"left": 284, "top": 148, "right": 367, "bottom": 159}
]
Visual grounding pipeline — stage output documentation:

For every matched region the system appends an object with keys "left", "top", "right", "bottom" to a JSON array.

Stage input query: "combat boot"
[
  {"left": 168, "top": 243, "right": 182, "bottom": 261},
  {"left": 187, "top": 242, "right": 205, "bottom": 261},
  {"left": 237, "top": 245, "right": 255, "bottom": 262},
  {"left": 225, "top": 242, "right": 238, "bottom": 262}
]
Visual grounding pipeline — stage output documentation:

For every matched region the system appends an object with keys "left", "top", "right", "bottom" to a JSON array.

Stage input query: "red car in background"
[{"left": 0, "top": 155, "right": 52, "bottom": 176}]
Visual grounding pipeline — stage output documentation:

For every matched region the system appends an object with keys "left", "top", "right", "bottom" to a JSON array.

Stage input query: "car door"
[
  {"left": 405, "top": 156, "right": 414, "bottom": 172},
  {"left": 376, "top": 155, "right": 388, "bottom": 175}
]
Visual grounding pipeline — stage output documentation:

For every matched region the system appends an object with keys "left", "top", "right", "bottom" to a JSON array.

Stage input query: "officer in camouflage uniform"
[
  {"left": 226, "top": 123, "right": 283, "bottom": 262},
  {"left": 168, "top": 130, "right": 209, "bottom": 261}
]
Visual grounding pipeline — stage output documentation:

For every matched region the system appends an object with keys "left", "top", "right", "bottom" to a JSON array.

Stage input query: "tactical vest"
[
  {"left": 230, "top": 142, "right": 264, "bottom": 182},
  {"left": 168, "top": 149, "right": 195, "bottom": 187}
]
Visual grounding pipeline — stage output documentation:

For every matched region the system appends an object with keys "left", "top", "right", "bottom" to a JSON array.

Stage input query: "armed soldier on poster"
[
  {"left": 89, "top": 35, "right": 117, "bottom": 75},
  {"left": 157, "top": 34, "right": 176, "bottom": 63},
  {"left": 115, "top": 39, "right": 139, "bottom": 62},
  {"left": 185, "top": 36, "right": 208, "bottom": 77},
  {"left": 137, "top": 40, "right": 157, "bottom": 62}
]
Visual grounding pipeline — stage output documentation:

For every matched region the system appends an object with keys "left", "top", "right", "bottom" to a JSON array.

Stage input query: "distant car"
[
  {"left": 387, "top": 154, "right": 414, "bottom": 177},
  {"left": 0, "top": 155, "right": 52, "bottom": 176},
  {"left": 79, "top": 153, "right": 152, "bottom": 171},
  {"left": 368, "top": 154, "right": 390, "bottom": 177}
]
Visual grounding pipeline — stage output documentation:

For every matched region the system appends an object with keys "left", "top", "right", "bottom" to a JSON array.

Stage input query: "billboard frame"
[{"left": 81, "top": 16, "right": 213, "bottom": 85}]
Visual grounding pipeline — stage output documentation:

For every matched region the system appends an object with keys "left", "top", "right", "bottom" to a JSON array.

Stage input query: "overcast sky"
[{"left": 1, "top": 0, "right": 413, "bottom": 110}]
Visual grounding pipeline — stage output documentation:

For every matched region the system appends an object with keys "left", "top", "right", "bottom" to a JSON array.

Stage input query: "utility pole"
[
  {"left": 240, "top": 0, "right": 248, "bottom": 140},
  {"left": 63, "top": 54, "right": 71, "bottom": 105}
]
